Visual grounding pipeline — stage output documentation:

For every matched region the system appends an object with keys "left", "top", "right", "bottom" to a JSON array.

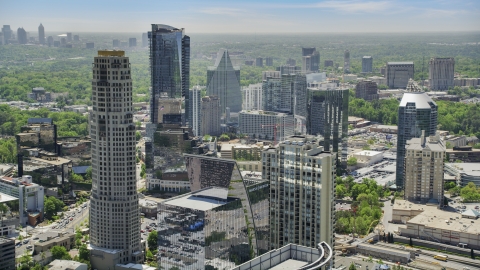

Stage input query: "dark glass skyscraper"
[
  {"left": 307, "top": 88, "right": 349, "bottom": 166},
  {"left": 396, "top": 92, "right": 437, "bottom": 189},
  {"left": 38, "top": 23, "right": 45, "bottom": 45},
  {"left": 207, "top": 49, "right": 242, "bottom": 115},
  {"left": 149, "top": 24, "right": 190, "bottom": 124}
]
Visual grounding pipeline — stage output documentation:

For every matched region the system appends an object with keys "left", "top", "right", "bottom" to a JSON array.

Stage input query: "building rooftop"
[
  {"left": 239, "top": 110, "right": 289, "bottom": 116},
  {"left": 72, "top": 166, "right": 90, "bottom": 174},
  {"left": 445, "top": 163, "right": 480, "bottom": 176},
  {"left": 399, "top": 92, "right": 436, "bottom": 109},
  {"left": 47, "top": 259, "right": 87, "bottom": 269},
  {"left": 387, "top": 62, "right": 414, "bottom": 65},
  {"left": 355, "top": 150, "right": 382, "bottom": 157},
  {"left": 269, "top": 259, "right": 308, "bottom": 270},
  {"left": 0, "top": 192, "right": 18, "bottom": 203},
  {"left": 163, "top": 188, "right": 228, "bottom": 211}
]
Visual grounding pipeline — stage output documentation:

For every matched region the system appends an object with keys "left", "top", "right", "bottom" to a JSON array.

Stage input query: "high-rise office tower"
[
  {"left": 262, "top": 73, "right": 296, "bottom": 114},
  {"left": 66, "top": 32, "right": 72, "bottom": 42},
  {"left": 189, "top": 87, "right": 201, "bottom": 136},
  {"left": 307, "top": 87, "right": 349, "bottom": 166},
  {"left": 149, "top": 24, "right": 190, "bottom": 124},
  {"left": 429, "top": 57, "right": 455, "bottom": 90},
  {"left": 404, "top": 131, "right": 445, "bottom": 207},
  {"left": 17, "top": 28, "right": 27, "bottom": 44},
  {"left": 207, "top": 49, "right": 242, "bottom": 115},
  {"left": 302, "top": 47, "right": 320, "bottom": 73},
  {"left": 396, "top": 92, "right": 437, "bottom": 189},
  {"left": 0, "top": 237, "right": 15, "bottom": 270},
  {"left": 2, "top": 25, "right": 12, "bottom": 44},
  {"left": 141, "top": 33, "right": 147, "bottom": 47},
  {"left": 294, "top": 74, "right": 308, "bottom": 118},
  {"left": 343, "top": 50, "right": 350, "bottom": 73},
  {"left": 38, "top": 23, "right": 45, "bottom": 45},
  {"left": 73, "top": 35, "right": 79, "bottom": 41},
  {"left": 256, "top": 57, "right": 263, "bottom": 67},
  {"left": 265, "top": 57, "right": 273, "bottom": 66},
  {"left": 386, "top": 62, "right": 414, "bottom": 89},
  {"left": 201, "top": 96, "right": 221, "bottom": 136},
  {"left": 128, "top": 38, "right": 136, "bottom": 47},
  {"left": 113, "top": 39, "right": 120, "bottom": 47},
  {"left": 264, "top": 135, "right": 335, "bottom": 267},
  {"left": 362, "top": 56, "right": 373, "bottom": 73},
  {"left": 61, "top": 38, "right": 66, "bottom": 45},
  {"left": 355, "top": 80, "right": 378, "bottom": 101},
  {"left": 89, "top": 50, "right": 143, "bottom": 269},
  {"left": 47, "top": 36, "right": 53, "bottom": 47},
  {"left": 242, "top": 83, "right": 263, "bottom": 111}
]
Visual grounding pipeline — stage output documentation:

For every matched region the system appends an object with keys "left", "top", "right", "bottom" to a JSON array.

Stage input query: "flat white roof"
[
  {"left": 355, "top": 150, "right": 382, "bottom": 156},
  {"left": 269, "top": 259, "right": 308, "bottom": 270},
  {"left": 164, "top": 194, "right": 226, "bottom": 211},
  {"left": 0, "top": 192, "right": 18, "bottom": 203}
]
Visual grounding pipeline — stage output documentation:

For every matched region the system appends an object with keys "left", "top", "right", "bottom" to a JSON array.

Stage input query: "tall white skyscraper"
[
  {"left": 242, "top": 83, "right": 263, "bottom": 111},
  {"left": 89, "top": 50, "right": 143, "bottom": 269}
]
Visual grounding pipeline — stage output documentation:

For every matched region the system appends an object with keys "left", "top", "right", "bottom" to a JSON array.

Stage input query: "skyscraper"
[
  {"left": 396, "top": 92, "right": 437, "bottom": 189},
  {"left": 386, "top": 62, "right": 415, "bottom": 89},
  {"left": 404, "top": 131, "right": 445, "bottom": 207},
  {"left": 201, "top": 95, "right": 221, "bottom": 136},
  {"left": 149, "top": 24, "right": 190, "bottom": 124},
  {"left": 429, "top": 57, "right": 455, "bottom": 90},
  {"left": 38, "top": 23, "right": 45, "bottom": 45},
  {"left": 189, "top": 87, "right": 201, "bottom": 136},
  {"left": 362, "top": 56, "right": 373, "bottom": 73},
  {"left": 264, "top": 135, "right": 335, "bottom": 268},
  {"left": 302, "top": 47, "right": 320, "bottom": 73},
  {"left": 307, "top": 87, "right": 349, "bottom": 166},
  {"left": 128, "top": 38, "right": 136, "bottom": 47},
  {"left": 265, "top": 57, "right": 273, "bottom": 66},
  {"left": 344, "top": 50, "right": 350, "bottom": 73},
  {"left": 17, "top": 28, "right": 27, "bottom": 44},
  {"left": 141, "top": 33, "right": 148, "bottom": 47},
  {"left": 242, "top": 83, "right": 263, "bottom": 111},
  {"left": 89, "top": 50, "right": 143, "bottom": 269},
  {"left": 262, "top": 73, "right": 296, "bottom": 114},
  {"left": 66, "top": 32, "right": 72, "bottom": 42},
  {"left": 256, "top": 57, "right": 263, "bottom": 67},
  {"left": 2, "top": 25, "right": 12, "bottom": 44},
  {"left": 294, "top": 74, "right": 308, "bottom": 118},
  {"left": 355, "top": 80, "right": 378, "bottom": 101},
  {"left": 47, "top": 36, "right": 53, "bottom": 47},
  {"left": 206, "top": 49, "right": 242, "bottom": 115}
]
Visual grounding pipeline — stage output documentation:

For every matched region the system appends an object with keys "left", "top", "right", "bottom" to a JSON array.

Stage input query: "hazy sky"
[{"left": 1, "top": 0, "right": 479, "bottom": 33}]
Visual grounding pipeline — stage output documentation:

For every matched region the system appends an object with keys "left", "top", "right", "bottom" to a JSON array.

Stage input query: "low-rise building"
[
  {"left": 446, "top": 146, "right": 480, "bottom": 163},
  {"left": 0, "top": 175, "right": 44, "bottom": 226},
  {"left": 0, "top": 193, "right": 20, "bottom": 236},
  {"left": 353, "top": 150, "right": 383, "bottom": 167},
  {"left": 369, "top": 124, "right": 398, "bottom": 134},
  {"left": 139, "top": 199, "right": 158, "bottom": 218},
  {"left": 28, "top": 87, "right": 52, "bottom": 102},
  {"left": 445, "top": 135, "right": 467, "bottom": 148},
  {"left": 47, "top": 260, "right": 87, "bottom": 270},
  {"left": 238, "top": 110, "right": 294, "bottom": 142},
  {"left": 34, "top": 232, "right": 75, "bottom": 254},
  {"left": 395, "top": 201, "right": 480, "bottom": 249},
  {"left": 444, "top": 163, "right": 480, "bottom": 187}
]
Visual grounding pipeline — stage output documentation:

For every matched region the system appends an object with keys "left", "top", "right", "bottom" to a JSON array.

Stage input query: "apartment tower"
[
  {"left": 429, "top": 57, "right": 455, "bottom": 90},
  {"left": 386, "top": 62, "right": 414, "bottom": 89},
  {"left": 355, "top": 80, "right": 378, "bottom": 101},
  {"left": 302, "top": 47, "right": 320, "bottom": 73},
  {"left": 89, "top": 50, "right": 143, "bottom": 268},
  {"left": 264, "top": 135, "right": 335, "bottom": 268},
  {"left": 396, "top": 92, "right": 437, "bottom": 189},
  {"left": 38, "top": 23, "right": 45, "bottom": 45},
  {"left": 404, "top": 131, "right": 445, "bottom": 207},
  {"left": 149, "top": 24, "right": 190, "bottom": 124},
  {"left": 201, "top": 96, "right": 221, "bottom": 136},
  {"left": 189, "top": 87, "right": 202, "bottom": 136}
]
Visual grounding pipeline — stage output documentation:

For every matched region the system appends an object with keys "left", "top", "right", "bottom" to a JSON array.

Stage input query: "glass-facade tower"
[
  {"left": 307, "top": 88, "right": 349, "bottom": 166},
  {"left": 396, "top": 92, "right": 438, "bottom": 189},
  {"left": 149, "top": 24, "right": 190, "bottom": 124}
]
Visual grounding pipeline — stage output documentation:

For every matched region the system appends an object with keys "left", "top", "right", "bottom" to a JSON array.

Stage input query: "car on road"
[
  {"left": 23, "top": 239, "right": 29, "bottom": 244},
  {"left": 33, "top": 237, "right": 39, "bottom": 240},
  {"left": 15, "top": 242, "right": 22, "bottom": 247},
  {"left": 26, "top": 245, "right": 33, "bottom": 250},
  {"left": 475, "top": 206, "right": 479, "bottom": 209}
]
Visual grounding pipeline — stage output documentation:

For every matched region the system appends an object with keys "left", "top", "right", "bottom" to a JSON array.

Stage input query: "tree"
[
  {"left": 347, "top": 157, "right": 357, "bottom": 166},
  {"left": 50, "top": 245, "right": 72, "bottom": 260},
  {"left": 444, "top": 181, "right": 456, "bottom": 190},
  {"left": 146, "top": 249, "right": 154, "bottom": 261},
  {"left": 219, "top": 134, "right": 230, "bottom": 141},
  {"left": 349, "top": 262, "right": 357, "bottom": 270},
  {"left": 79, "top": 244, "right": 90, "bottom": 261},
  {"left": 336, "top": 184, "right": 347, "bottom": 199},
  {"left": 71, "top": 172, "right": 84, "bottom": 182},
  {"left": 147, "top": 230, "right": 158, "bottom": 251},
  {"left": 44, "top": 199, "right": 56, "bottom": 218},
  {"left": 136, "top": 131, "right": 142, "bottom": 141}
]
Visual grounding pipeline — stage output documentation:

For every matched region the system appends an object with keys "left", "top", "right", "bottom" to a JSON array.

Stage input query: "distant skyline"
[{"left": 1, "top": 0, "right": 479, "bottom": 34}]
